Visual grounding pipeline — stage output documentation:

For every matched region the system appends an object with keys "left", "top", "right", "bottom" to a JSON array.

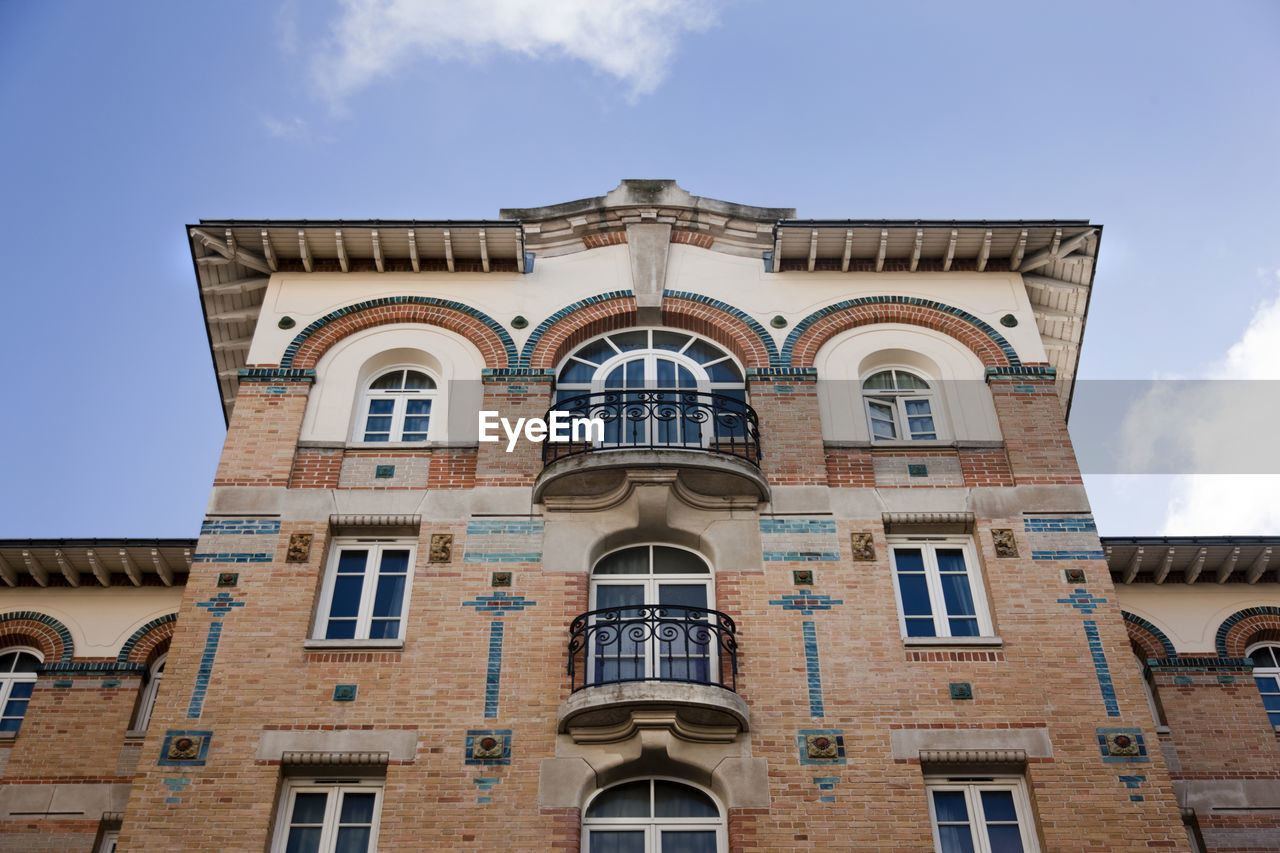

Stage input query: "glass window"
[
  {"left": 131, "top": 653, "right": 167, "bottom": 732},
  {"left": 1248, "top": 642, "right": 1280, "bottom": 727},
  {"left": 889, "top": 540, "right": 992, "bottom": 638},
  {"left": 861, "top": 368, "right": 939, "bottom": 441},
  {"left": 356, "top": 367, "right": 437, "bottom": 443},
  {"left": 0, "top": 648, "right": 41, "bottom": 734},
  {"left": 553, "top": 330, "right": 748, "bottom": 451},
  {"left": 315, "top": 542, "right": 416, "bottom": 641},
  {"left": 271, "top": 781, "right": 382, "bottom": 853},
  {"left": 582, "top": 779, "right": 724, "bottom": 853},
  {"left": 927, "top": 778, "right": 1039, "bottom": 853},
  {"left": 588, "top": 546, "right": 716, "bottom": 687}
]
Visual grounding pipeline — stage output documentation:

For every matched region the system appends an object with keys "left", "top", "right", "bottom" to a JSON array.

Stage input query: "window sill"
[
  {"left": 1155, "top": 726, "right": 1172, "bottom": 736},
  {"left": 825, "top": 439, "right": 1005, "bottom": 450},
  {"left": 903, "top": 636, "right": 1003, "bottom": 648},
  {"left": 124, "top": 729, "right": 149, "bottom": 741},
  {"left": 303, "top": 639, "right": 405, "bottom": 651},
  {"left": 0, "top": 731, "right": 16, "bottom": 742}
]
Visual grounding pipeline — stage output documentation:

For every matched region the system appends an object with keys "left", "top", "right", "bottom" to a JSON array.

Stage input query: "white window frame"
[
  {"left": 861, "top": 367, "right": 942, "bottom": 441},
  {"left": 131, "top": 652, "right": 166, "bottom": 732},
  {"left": 580, "top": 777, "right": 726, "bottom": 853},
  {"left": 0, "top": 646, "right": 42, "bottom": 735},
  {"left": 95, "top": 831, "right": 119, "bottom": 853},
  {"left": 313, "top": 541, "right": 417, "bottom": 641},
  {"left": 1247, "top": 641, "right": 1280, "bottom": 728},
  {"left": 926, "top": 776, "right": 1040, "bottom": 853},
  {"left": 270, "top": 778, "right": 383, "bottom": 853},
  {"left": 353, "top": 365, "right": 439, "bottom": 443},
  {"left": 889, "top": 538, "right": 993, "bottom": 639}
]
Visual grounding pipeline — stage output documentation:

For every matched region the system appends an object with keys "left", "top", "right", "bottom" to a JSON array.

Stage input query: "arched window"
[
  {"left": 0, "top": 647, "right": 42, "bottom": 733},
  {"left": 582, "top": 778, "right": 724, "bottom": 853},
  {"left": 861, "top": 368, "right": 938, "bottom": 440},
  {"left": 555, "top": 330, "right": 747, "bottom": 449},
  {"left": 1132, "top": 648, "right": 1166, "bottom": 726},
  {"left": 588, "top": 546, "right": 715, "bottom": 686},
  {"left": 131, "top": 653, "right": 166, "bottom": 732},
  {"left": 1247, "top": 642, "right": 1280, "bottom": 727},
  {"left": 355, "top": 367, "right": 437, "bottom": 442}
]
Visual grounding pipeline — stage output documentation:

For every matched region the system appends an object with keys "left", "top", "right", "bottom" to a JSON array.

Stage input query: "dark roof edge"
[
  {"left": 1100, "top": 535, "right": 1280, "bottom": 546},
  {"left": 0, "top": 538, "right": 199, "bottom": 548},
  {"left": 196, "top": 219, "right": 520, "bottom": 228},
  {"left": 778, "top": 219, "right": 1094, "bottom": 228}
]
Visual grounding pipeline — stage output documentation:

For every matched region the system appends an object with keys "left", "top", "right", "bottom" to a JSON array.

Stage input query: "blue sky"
[{"left": 1, "top": 0, "right": 1278, "bottom": 538}]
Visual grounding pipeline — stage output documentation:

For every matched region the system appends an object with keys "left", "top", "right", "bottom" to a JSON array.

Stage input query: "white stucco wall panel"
[
  {"left": 1114, "top": 584, "right": 1280, "bottom": 655},
  {"left": 0, "top": 586, "right": 184, "bottom": 658}
]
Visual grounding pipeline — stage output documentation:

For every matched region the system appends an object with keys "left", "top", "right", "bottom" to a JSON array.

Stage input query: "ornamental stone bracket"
[{"left": 558, "top": 681, "right": 750, "bottom": 741}]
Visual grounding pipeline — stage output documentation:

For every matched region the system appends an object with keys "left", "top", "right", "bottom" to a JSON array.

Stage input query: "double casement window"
[
  {"left": 0, "top": 648, "right": 41, "bottom": 733},
  {"left": 131, "top": 653, "right": 166, "bottom": 732},
  {"left": 356, "top": 367, "right": 437, "bottom": 443},
  {"left": 272, "top": 780, "right": 382, "bottom": 853},
  {"left": 927, "top": 778, "right": 1039, "bottom": 853},
  {"left": 862, "top": 368, "right": 939, "bottom": 441},
  {"left": 315, "top": 542, "right": 415, "bottom": 641},
  {"left": 889, "top": 539, "right": 992, "bottom": 638}
]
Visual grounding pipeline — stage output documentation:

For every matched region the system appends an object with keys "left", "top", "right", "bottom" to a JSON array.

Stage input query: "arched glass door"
[
  {"left": 589, "top": 546, "right": 713, "bottom": 685},
  {"left": 582, "top": 779, "right": 723, "bottom": 853}
]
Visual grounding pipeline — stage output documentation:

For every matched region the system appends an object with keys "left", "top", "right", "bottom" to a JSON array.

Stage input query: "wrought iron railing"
[
  {"left": 541, "top": 390, "right": 761, "bottom": 466},
  {"left": 568, "top": 605, "right": 739, "bottom": 692}
]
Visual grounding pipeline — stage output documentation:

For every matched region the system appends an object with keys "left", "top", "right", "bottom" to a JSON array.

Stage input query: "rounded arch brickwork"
[
  {"left": 783, "top": 296, "right": 1021, "bottom": 370},
  {"left": 1216, "top": 606, "right": 1280, "bottom": 658},
  {"left": 1122, "top": 612, "right": 1177, "bottom": 659},
  {"left": 0, "top": 611, "right": 74, "bottom": 662},
  {"left": 279, "top": 297, "right": 518, "bottom": 370},
  {"left": 521, "top": 292, "right": 779, "bottom": 371},
  {"left": 117, "top": 613, "right": 177, "bottom": 665}
]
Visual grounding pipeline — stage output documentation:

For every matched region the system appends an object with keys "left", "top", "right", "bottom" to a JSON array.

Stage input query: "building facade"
[{"left": 1, "top": 181, "right": 1277, "bottom": 850}]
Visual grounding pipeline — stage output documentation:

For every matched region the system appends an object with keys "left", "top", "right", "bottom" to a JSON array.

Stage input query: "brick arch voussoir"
[
  {"left": 283, "top": 301, "right": 516, "bottom": 370},
  {"left": 0, "top": 612, "right": 75, "bottom": 663},
  {"left": 117, "top": 614, "right": 177, "bottom": 665},
  {"left": 526, "top": 296, "right": 638, "bottom": 371},
  {"left": 785, "top": 301, "right": 1018, "bottom": 371},
  {"left": 1122, "top": 612, "right": 1177, "bottom": 659},
  {"left": 1217, "top": 607, "right": 1280, "bottom": 658}
]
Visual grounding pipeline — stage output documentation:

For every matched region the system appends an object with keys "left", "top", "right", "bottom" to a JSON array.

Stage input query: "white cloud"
[
  {"left": 1150, "top": 278, "right": 1280, "bottom": 534},
  {"left": 313, "top": 0, "right": 718, "bottom": 102},
  {"left": 262, "top": 115, "right": 312, "bottom": 139}
]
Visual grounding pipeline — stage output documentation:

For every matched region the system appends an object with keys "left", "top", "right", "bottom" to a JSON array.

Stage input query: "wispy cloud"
[
  {"left": 261, "top": 115, "right": 312, "bottom": 139},
  {"left": 312, "top": 0, "right": 719, "bottom": 103},
  {"left": 1142, "top": 274, "right": 1280, "bottom": 534}
]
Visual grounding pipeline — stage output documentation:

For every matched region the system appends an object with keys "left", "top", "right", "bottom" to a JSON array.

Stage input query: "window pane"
[
  {"left": 656, "top": 360, "right": 675, "bottom": 387},
  {"left": 905, "top": 399, "right": 932, "bottom": 415},
  {"left": 589, "top": 831, "right": 645, "bottom": 853},
  {"left": 661, "top": 830, "right": 718, "bottom": 853},
  {"left": 705, "top": 360, "right": 742, "bottom": 382},
  {"left": 658, "top": 584, "right": 707, "bottom": 609},
  {"left": 681, "top": 339, "right": 726, "bottom": 364},
  {"left": 9, "top": 682, "right": 34, "bottom": 699},
  {"left": 402, "top": 370, "right": 434, "bottom": 389},
  {"left": 604, "top": 365, "right": 626, "bottom": 389},
  {"left": 339, "top": 791, "right": 376, "bottom": 823},
  {"left": 333, "top": 828, "right": 371, "bottom": 853},
  {"left": 371, "top": 575, "right": 405, "bottom": 618},
  {"left": 940, "top": 573, "right": 977, "bottom": 618},
  {"left": 895, "top": 371, "right": 931, "bottom": 390},
  {"left": 560, "top": 359, "right": 597, "bottom": 383},
  {"left": 370, "top": 371, "right": 404, "bottom": 390},
  {"left": 980, "top": 790, "right": 1018, "bottom": 822},
  {"left": 676, "top": 365, "right": 697, "bottom": 389},
  {"left": 897, "top": 573, "right": 933, "bottom": 617},
  {"left": 1255, "top": 676, "right": 1279, "bottom": 692},
  {"left": 0, "top": 717, "right": 22, "bottom": 733},
  {"left": 587, "top": 781, "right": 651, "bottom": 817},
  {"left": 652, "top": 331, "right": 690, "bottom": 351},
  {"left": 594, "top": 585, "right": 645, "bottom": 610},
  {"left": 367, "top": 399, "right": 395, "bottom": 414},
  {"left": 654, "top": 781, "right": 718, "bottom": 817},
  {"left": 949, "top": 617, "right": 981, "bottom": 637},
  {"left": 863, "top": 371, "right": 895, "bottom": 390},
  {"left": 985, "top": 824, "right": 1025, "bottom": 853},
  {"left": 894, "top": 548, "right": 925, "bottom": 572},
  {"left": 284, "top": 827, "right": 323, "bottom": 853},
  {"left": 379, "top": 549, "right": 410, "bottom": 574},
  {"left": 3, "top": 700, "right": 29, "bottom": 720},
  {"left": 932, "top": 791, "right": 970, "bottom": 823},
  {"left": 611, "top": 331, "right": 649, "bottom": 351},
  {"left": 573, "top": 338, "right": 616, "bottom": 365},
  {"left": 290, "top": 792, "right": 329, "bottom": 824},
  {"left": 367, "top": 619, "right": 400, "bottom": 640},
  {"left": 653, "top": 547, "right": 708, "bottom": 574},
  {"left": 595, "top": 548, "right": 651, "bottom": 575},
  {"left": 324, "top": 619, "right": 357, "bottom": 640},
  {"left": 1262, "top": 694, "right": 1280, "bottom": 712},
  {"left": 328, "top": 576, "right": 365, "bottom": 619},
  {"left": 1250, "top": 647, "right": 1280, "bottom": 667},
  {"left": 13, "top": 653, "right": 40, "bottom": 673},
  {"left": 938, "top": 825, "right": 977, "bottom": 853},
  {"left": 0, "top": 653, "right": 14, "bottom": 671},
  {"left": 406, "top": 399, "right": 432, "bottom": 415}
]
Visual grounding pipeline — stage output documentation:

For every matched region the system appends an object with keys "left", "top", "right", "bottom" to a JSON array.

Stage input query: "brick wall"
[
  {"left": 988, "top": 379, "right": 1083, "bottom": 484},
  {"left": 213, "top": 383, "right": 310, "bottom": 487}
]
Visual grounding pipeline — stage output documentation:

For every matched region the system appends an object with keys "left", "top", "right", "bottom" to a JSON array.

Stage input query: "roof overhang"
[
  {"left": 1102, "top": 536, "right": 1279, "bottom": 585},
  {"left": 0, "top": 539, "right": 196, "bottom": 588}
]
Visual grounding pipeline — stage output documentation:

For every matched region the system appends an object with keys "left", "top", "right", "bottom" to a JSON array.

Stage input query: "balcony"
[
  {"left": 557, "top": 604, "right": 750, "bottom": 742},
  {"left": 533, "top": 391, "right": 768, "bottom": 506}
]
